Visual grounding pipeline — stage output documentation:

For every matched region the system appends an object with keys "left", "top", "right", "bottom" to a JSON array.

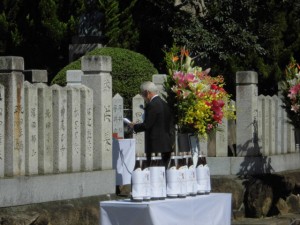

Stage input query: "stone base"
[
  {"left": 208, "top": 152, "right": 300, "bottom": 176},
  {"left": 0, "top": 170, "right": 115, "bottom": 207},
  {"left": 0, "top": 194, "right": 113, "bottom": 225}
]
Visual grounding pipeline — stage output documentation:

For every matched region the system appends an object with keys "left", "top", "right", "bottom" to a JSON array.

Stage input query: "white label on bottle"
[
  {"left": 166, "top": 169, "right": 180, "bottom": 196},
  {"left": 187, "top": 166, "right": 197, "bottom": 195},
  {"left": 161, "top": 167, "right": 166, "bottom": 197},
  {"left": 132, "top": 170, "right": 145, "bottom": 200},
  {"left": 178, "top": 166, "right": 188, "bottom": 196},
  {"left": 196, "top": 165, "right": 207, "bottom": 193},
  {"left": 204, "top": 165, "right": 211, "bottom": 192},
  {"left": 143, "top": 169, "right": 151, "bottom": 199},
  {"left": 150, "top": 166, "right": 166, "bottom": 198}
]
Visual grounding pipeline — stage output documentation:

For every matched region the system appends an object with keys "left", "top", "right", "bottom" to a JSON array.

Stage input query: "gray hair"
[{"left": 140, "top": 81, "right": 158, "bottom": 94}]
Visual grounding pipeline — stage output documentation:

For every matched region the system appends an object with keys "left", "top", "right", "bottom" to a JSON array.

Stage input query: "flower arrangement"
[
  {"left": 281, "top": 57, "right": 300, "bottom": 128},
  {"left": 163, "top": 46, "right": 235, "bottom": 138}
]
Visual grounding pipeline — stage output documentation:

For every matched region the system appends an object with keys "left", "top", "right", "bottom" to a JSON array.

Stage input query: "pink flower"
[
  {"left": 207, "top": 124, "right": 213, "bottom": 130},
  {"left": 173, "top": 71, "right": 184, "bottom": 82},
  {"left": 289, "top": 83, "right": 300, "bottom": 95},
  {"left": 173, "top": 71, "right": 187, "bottom": 88},
  {"left": 185, "top": 73, "right": 196, "bottom": 83},
  {"left": 291, "top": 104, "right": 300, "bottom": 112},
  {"left": 288, "top": 93, "right": 296, "bottom": 100}
]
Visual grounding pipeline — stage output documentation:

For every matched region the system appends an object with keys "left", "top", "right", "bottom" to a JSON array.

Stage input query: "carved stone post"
[{"left": 236, "top": 71, "right": 260, "bottom": 156}]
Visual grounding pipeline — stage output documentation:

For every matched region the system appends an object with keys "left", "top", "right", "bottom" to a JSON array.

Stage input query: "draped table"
[
  {"left": 112, "top": 138, "right": 136, "bottom": 185},
  {"left": 100, "top": 193, "right": 232, "bottom": 225}
]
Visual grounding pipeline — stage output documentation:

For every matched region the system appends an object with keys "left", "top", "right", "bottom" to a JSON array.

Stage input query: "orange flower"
[
  {"left": 180, "top": 48, "right": 189, "bottom": 57},
  {"left": 184, "top": 50, "right": 189, "bottom": 57},
  {"left": 289, "top": 63, "right": 296, "bottom": 68},
  {"left": 172, "top": 56, "right": 179, "bottom": 62}
]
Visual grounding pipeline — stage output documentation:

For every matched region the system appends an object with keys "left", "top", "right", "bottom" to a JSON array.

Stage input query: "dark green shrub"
[{"left": 51, "top": 47, "right": 158, "bottom": 108}]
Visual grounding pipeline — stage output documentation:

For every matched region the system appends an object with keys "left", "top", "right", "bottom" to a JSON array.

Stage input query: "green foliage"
[
  {"left": 0, "top": 0, "right": 80, "bottom": 77},
  {"left": 99, "top": 0, "right": 121, "bottom": 47},
  {"left": 118, "top": 0, "right": 139, "bottom": 49},
  {"left": 99, "top": 0, "right": 139, "bottom": 50},
  {"left": 0, "top": 0, "right": 139, "bottom": 79},
  {"left": 135, "top": 0, "right": 300, "bottom": 96},
  {"left": 51, "top": 47, "right": 158, "bottom": 108}
]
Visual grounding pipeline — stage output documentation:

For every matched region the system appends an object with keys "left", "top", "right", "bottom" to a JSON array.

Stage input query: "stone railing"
[{"left": 0, "top": 56, "right": 115, "bottom": 207}]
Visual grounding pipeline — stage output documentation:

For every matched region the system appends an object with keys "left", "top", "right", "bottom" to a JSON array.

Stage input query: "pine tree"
[
  {"left": 119, "top": 0, "right": 139, "bottom": 50},
  {"left": 99, "top": 0, "right": 121, "bottom": 47}
]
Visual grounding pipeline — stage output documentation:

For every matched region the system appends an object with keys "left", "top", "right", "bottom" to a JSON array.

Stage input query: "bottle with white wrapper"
[
  {"left": 157, "top": 153, "right": 167, "bottom": 200},
  {"left": 203, "top": 155, "right": 211, "bottom": 194},
  {"left": 150, "top": 153, "right": 166, "bottom": 200},
  {"left": 177, "top": 152, "right": 188, "bottom": 198},
  {"left": 196, "top": 152, "right": 211, "bottom": 195},
  {"left": 166, "top": 152, "right": 179, "bottom": 198},
  {"left": 131, "top": 154, "right": 144, "bottom": 202},
  {"left": 141, "top": 153, "right": 151, "bottom": 201},
  {"left": 186, "top": 152, "right": 197, "bottom": 196}
]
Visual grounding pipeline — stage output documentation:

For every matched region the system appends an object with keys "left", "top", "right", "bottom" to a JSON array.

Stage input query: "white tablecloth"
[
  {"left": 112, "top": 138, "right": 136, "bottom": 185},
  {"left": 100, "top": 193, "right": 232, "bottom": 225}
]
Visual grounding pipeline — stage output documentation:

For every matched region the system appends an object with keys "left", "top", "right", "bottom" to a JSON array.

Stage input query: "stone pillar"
[
  {"left": 24, "top": 81, "right": 38, "bottom": 175},
  {"left": 152, "top": 74, "right": 167, "bottom": 98},
  {"left": 282, "top": 107, "right": 288, "bottom": 154},
  {"left": 215, "top": 118, "right": 228, "bottom": 157},
  {"left": 24, "top": 70, "right": 48, "bottom": 83},
  {"left": 80, "top": 85, "right": 94, "bottom": 171},
  {"left": 132, "top": 94, "right": 145, "bottom": 156},
  {"left": 0, "top": 56, "right": 25, "bottom": 176},
  {"left": 0, "top": 84, "right": 4, "bottom": 177},
  {"left": 259, "top": 95, "right": 270, "bottom": 155},
  {"left": 236, "top": 71, "right": 259, "bottom": 156},
  {"left": 269, "top": 96, "right": 276, "bottom": 155},
  {"left": 67, "top": 70, "right": 82, "bottom": 86},
  {"left": 112, "top": 93, "right": 124, "bottom": 138},
  {"left": 199, "top": 140, "right": 208, "bottom": 156},
  {"left": 52, "top": 85, "right": 68, "bottom": 173},
  {"left": 35, "top": 83, "right": 53, "bottom": 174},
  {"left": 81, "top": 56, "right": 112, "bottom": 170},
  {"left": 67, "top": 86, "right": 81, "bottom": 172},
  {"left": 275, "top": 97, "right": 283, "bottom": 154},
  {"left": 287, "top": 123, "right": 295, "bottom": 153}
]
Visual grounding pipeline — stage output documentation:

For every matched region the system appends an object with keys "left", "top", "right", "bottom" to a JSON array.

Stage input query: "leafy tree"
[
  {"left": 0, "top": 0, "right": 139, "bottom": 81},
  {"left": 0, "top": 0, "right": 81, "bottom": 79},
  {"left": 119, "top": 0, "right": 139, "bottom": 49},
  {"left": 134, "top": 0, "right": 177, "bottom": 71},
  {"left": 99, "top": 0, "right": 120, "bottom": 47},
  {"left": 134, "top": 0, "right": 300, "bottom": 96}
]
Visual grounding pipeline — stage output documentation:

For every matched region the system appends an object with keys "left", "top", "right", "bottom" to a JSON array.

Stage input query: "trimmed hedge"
[{"left": 51, "top": 47, "right": 158, "bottom": 108}]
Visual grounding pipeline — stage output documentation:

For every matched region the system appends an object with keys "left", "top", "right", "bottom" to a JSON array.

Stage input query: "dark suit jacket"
[{"left": 133, "top": 96, "right": 174, "bottom": 154}]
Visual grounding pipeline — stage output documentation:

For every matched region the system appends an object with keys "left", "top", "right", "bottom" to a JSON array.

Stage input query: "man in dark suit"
[{"left": 130, "top": 81, "right": 174, "bottom": 167}]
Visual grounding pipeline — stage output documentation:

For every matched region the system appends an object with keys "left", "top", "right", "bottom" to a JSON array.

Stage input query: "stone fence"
[
  {"left": 0, "top": 55, "right": 300, "bottom": 208},
  {"left": 0, "top": 56, "right": 115, "bottom": 207}
]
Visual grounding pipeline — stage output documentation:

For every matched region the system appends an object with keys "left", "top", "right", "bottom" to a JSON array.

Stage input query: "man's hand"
[{"left": 129, "top": 122, "right": 135, "bottom": 129}]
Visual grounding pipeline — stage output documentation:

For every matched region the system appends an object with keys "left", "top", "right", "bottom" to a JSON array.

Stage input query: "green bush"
[{"left": 51, "top": 47, "right": 158, "bottom": 108}]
